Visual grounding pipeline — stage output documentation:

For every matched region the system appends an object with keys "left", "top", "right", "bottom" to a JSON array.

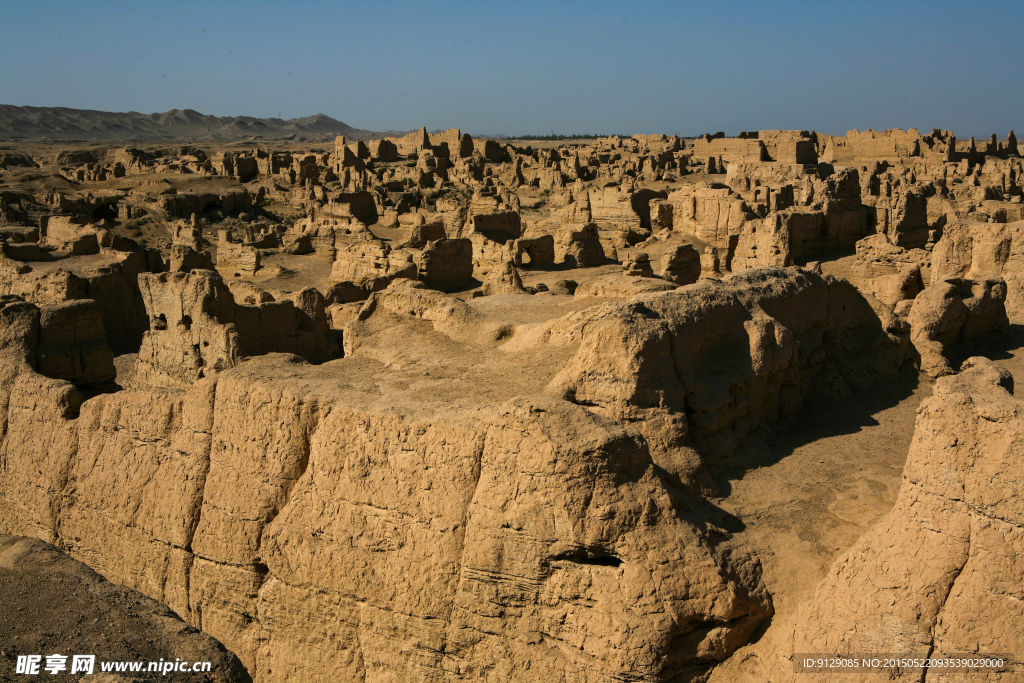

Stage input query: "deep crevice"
[{"left": 550, "top": 548, "right": 623, "bottom": 567}]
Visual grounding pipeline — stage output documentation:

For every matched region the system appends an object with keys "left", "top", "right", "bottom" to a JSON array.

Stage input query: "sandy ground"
[
  {"left": 714, "top": 367, "right": 928, "bottom": 615},
  {"left": 235, "top": 251, "right": 334, "bottom": 297},
  {"left": 715, "top": 315, "right": 1024, "bottom": 622}
]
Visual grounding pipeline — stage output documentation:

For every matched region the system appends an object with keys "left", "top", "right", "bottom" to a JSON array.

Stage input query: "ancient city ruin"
[{"left": 1, "top": 112, "right": 1022, "bottom": 681}]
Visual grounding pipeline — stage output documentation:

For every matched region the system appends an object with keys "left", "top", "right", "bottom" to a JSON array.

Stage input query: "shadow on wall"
[
  {"left": 949, "top": 322, "right": 1024, "bottom": 370},
  {"left": 716, "top": 362, "right": 922, "bottom": 497}
]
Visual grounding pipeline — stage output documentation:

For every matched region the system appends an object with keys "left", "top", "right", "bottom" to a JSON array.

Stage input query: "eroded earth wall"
[{"left": 0, "top": 265, "right": 915, "bottom": 682}]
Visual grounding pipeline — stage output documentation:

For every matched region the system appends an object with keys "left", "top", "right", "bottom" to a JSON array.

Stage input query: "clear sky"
[{"left": 1, "top": 0, "right": 1020, "bottom": 138}]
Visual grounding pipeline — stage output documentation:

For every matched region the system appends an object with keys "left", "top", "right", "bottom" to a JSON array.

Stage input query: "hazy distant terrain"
[{"left": 0, "top": 105, "right": 382, "bottom": 142}]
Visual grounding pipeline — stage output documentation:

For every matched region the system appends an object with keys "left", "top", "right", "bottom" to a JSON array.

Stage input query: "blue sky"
[{"left": 1, "top": 0, "right": 1020, "bottom": 137}]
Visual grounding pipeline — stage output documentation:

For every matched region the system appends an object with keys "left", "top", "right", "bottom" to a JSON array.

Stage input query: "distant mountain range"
[{"left": 0, "top": 105, "right": 384, "bottom": 142}]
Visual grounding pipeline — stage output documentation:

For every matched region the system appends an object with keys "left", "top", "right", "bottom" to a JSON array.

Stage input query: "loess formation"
[{"left": 0, "top": 122, "right": 1022, "bottom": 681}]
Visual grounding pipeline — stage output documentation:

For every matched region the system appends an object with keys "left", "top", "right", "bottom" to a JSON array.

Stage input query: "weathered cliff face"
[
  {"left": 0, "top": 249, "right": 150, "bottom": 353},
  {"left": 550, "top": 267, "right": 909, "bottom": 486},
  {"left": 36, "top": 299, "right": 116, "bottom": 389},
  {"left": 931, "top": 220, "right": 1024, "bottom": 318},
  {"left": 793, "top": 358, "right": 1023, "bottom": 673},
  {"left": 128, "top": 270, "right": 335, "bottom": 390},
  {"left": 709, "top": 357, "right": 1023, "bottom": 682},
  {"left": 664, "top": 183, "right": 753, "bottom": 250},
  {"left": 127, "top": 271, "right": 242, "bottom": 389},
  {"left": 252, "top": 395, "right": 771, "bottom": 682},
  {"left": 908, "top": 277, "right": 1009, "bottom": 378},
  {"left": 0, "top": 364, "right": 772, "bottom": 681},
  {"left": 0, "top": 267, "right": 914, "bottom": 681}
]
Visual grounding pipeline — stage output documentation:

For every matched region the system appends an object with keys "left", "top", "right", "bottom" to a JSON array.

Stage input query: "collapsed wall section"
[
  {"left": 550, "top": 267, "right": 909, "bottom": 485},
  {"left": 127, "top": 270, "right": 334, "bottom": 390}
]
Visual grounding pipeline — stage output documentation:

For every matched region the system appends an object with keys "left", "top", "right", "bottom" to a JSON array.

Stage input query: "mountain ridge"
[{"left": 0, "top": 105, "right": 383, "bottom": 142}]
